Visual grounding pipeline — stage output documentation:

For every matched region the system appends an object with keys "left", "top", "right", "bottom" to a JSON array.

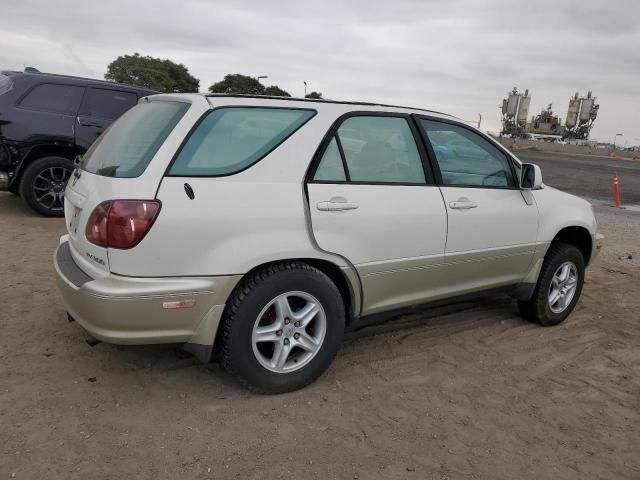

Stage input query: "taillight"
[
  {"left": 85, "top": 201, "right": 111, "bottom": 247},
  {"left": 85, "top": 200, "right": 161, "bottom": 249}
]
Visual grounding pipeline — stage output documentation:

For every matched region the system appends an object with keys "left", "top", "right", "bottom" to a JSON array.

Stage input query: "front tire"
[
  {"left": 19, "top": 156, "right": 74, "bottom": 216},
  {"left": 220, "top": 262, "right": 345, "bottom": 393},
  {"left": 518, "top": 242, "right": 585, "bottom": 326}
]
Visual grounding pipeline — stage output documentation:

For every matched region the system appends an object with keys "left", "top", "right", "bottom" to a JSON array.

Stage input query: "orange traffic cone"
[{"left": 613, "top": 173, "right": 621, "bottom": 208}]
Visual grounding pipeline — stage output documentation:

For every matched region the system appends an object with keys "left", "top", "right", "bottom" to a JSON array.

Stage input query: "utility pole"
[
  {"left": 478, "top": 114, "right": 482, "bottom": 130},
  {"left": 303, "top": 81, "right": 307, "bottom": 98}
]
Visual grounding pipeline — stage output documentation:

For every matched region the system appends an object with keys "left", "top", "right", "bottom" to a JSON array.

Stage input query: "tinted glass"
[
  {"left": 84, "top": 88, "right": 137, "bottom": 120},
  {"left": 0, "top": 74, "right": 13, "bottom": 95},
  {"left": 81, "top": 101, "right": 189, "bottom": 178},
  {"left": 422, "top": 120, "right": 515, "bottom": 187},
  {"left": 313, "top": 137, "right": 346, "bottom": 181},
  {"left": 19, "top": 84, "right": 84, "bottom": 114},
  {"left": 337, "top": 116, "right": 425, "bottom": 184},
  {"left": 521, "top": 164, "right": 535, "bottom": 188},
  {"left": 170, "top": 108, "right": 315, "bottom": 176}
]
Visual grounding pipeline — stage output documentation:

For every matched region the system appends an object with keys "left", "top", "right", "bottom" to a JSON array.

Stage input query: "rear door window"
[
  {"left": 169, "top": 107, "right": 315, "bottom": 176},
  {"left": 81, "top": 88, "right": 138, "bottom": 120},
  {"left": 313, "top": 137, "right": 347, "bottom": 181},
  {"left": 19, "top": 83, "right": 85, "bottom": 115},
  {"left": 81, "top": 100, "right": 189, "bottom": 178},
  {"left": 321, "top": 115, "right": 426, "bottom": 184}
]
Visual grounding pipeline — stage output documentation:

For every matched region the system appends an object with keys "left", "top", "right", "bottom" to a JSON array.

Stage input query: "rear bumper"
[{"left": 54, "top": 239, "right": 241, "bottom": 354}]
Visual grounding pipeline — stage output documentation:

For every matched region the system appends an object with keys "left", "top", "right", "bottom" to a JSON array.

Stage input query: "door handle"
[
  {"left": 449, "top": 200, "right": 478, "bottom": 210},
  {"left": 317, "top": 199, "right": 359, "bottom": 212}
]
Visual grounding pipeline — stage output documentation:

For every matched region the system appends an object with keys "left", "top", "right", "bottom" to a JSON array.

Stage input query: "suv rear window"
[
  {"left": 168, "top": 107, "right": 315, "bottom": 176},
  {"left": 19, "top": 84, "right": 85, "bottom": 114},
  {"left": 81, "top": 100, "right": 189, "bottom": 178}
]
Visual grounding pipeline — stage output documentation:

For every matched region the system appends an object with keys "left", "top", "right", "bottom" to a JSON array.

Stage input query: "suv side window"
[
  {"left": 82, "top": 88, "right": 138, "bottom": 120},
  {"left": 170, "top": 107, "right": 315, "bottom": 176},
  {"left": 313, "top": 115, "right": 426, "bottom": 184},
  {"left": 19, "top": 83, "right": 85, "bottom": 115},
  {"left": 421, "top": 119, "right": 515, "bottom": 188},
  {"left": 338, "top": 116, "right": 425, "bottom": 184},
  {"left": 313, "top": 137, "right": 347, "bottom": 181}
]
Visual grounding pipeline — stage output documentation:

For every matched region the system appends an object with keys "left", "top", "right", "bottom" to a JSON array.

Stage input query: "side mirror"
[{"left": 521, "top": 163, "right": 542, "bottom": 189}]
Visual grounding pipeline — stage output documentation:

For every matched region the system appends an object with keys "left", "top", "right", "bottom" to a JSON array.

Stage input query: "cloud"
[{"left": 1, "top": 0, "right": 638, "bottom": 142}]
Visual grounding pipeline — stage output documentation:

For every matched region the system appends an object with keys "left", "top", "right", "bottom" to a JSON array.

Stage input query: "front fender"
[{"left": 533, "top": 186, "right": 598, "bottom": 242}]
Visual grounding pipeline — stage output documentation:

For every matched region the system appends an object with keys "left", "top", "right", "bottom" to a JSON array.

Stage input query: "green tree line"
[{"left": 105, "top": 53, "right": 322, "bottom": 98}]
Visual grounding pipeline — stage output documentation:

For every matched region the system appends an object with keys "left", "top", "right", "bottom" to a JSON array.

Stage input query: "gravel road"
[{"left": 516, "top": 150, "right": 640, "bottom": 205}]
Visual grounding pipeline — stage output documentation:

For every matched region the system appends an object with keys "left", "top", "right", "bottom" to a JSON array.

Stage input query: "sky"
[{"left": 1, "top": 0, "right": 638, "bottom": 144}]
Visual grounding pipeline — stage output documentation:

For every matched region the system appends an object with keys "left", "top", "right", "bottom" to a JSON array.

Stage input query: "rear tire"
[
  {"left": 19, "top": 156, "right": 74, "bottom": 217},
  {"left": 518, "top": 242, "right": 585, "bottom": 326},
  {"left": 220, "top": 262, "right": 345, "bottom": 393}
]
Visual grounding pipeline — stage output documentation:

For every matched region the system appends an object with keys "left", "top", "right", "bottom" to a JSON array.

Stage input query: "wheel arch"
[
  {"left": 301, "top": 258, "right": 359, "bottom": 321},
  {"left": 550, "top": 225, "right": 593, "bottom": 265},
  {"left": 212, "top": 257, "right": 361, "bottom": 356},
  {"left": 237, "top": 258, "right": 359, "bottom": 321},
  {"left": 11, "top": 143, "right": 82, "bottom": 187}
]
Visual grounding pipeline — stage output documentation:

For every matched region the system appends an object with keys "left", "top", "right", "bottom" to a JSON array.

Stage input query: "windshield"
[
  {"left": 81, "top": 100, "right": 189, "bottom": 178},
  {"left": 0, "top": 73, "right": 14, "bottom": 95}
]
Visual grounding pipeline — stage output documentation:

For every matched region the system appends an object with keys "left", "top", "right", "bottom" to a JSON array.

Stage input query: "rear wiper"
[{"left": 95, "top": 165, "right": 119, "bottom": 177}]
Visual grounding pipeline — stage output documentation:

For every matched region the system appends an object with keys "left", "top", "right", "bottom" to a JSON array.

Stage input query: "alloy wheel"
[
  {"left": 548, "top": 261, "right": 579, "bottom": 314},
  {"left": 32, "top": 166, "right": 71, "bottom": 212},
  {"left": 251, "top": 291, "right": 327, "bottom": 373}
]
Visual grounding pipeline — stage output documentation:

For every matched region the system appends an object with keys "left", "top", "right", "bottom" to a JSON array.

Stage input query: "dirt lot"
[{"left": 1, "top": 181, "right": 639, "bottom": 479}]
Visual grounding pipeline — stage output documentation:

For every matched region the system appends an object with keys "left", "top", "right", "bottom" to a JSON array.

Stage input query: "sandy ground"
[{"left": 1, "top": 186, "right": 639, "bottom": 479}]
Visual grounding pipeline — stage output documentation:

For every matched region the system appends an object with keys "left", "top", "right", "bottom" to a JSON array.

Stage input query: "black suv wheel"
[{"left": 19, "top": 156, "right": 74, "bottom": 217}]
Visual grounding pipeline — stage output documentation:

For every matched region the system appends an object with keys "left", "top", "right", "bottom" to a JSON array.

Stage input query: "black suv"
[{"left": 0, "top": 70, "right": 156, "bottom": 216}]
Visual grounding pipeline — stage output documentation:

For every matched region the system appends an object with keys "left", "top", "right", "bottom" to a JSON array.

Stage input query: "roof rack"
[
  {"left": 2, "top": 70, "right": 154, "bottom": 91},
  {"left": 205, "top": 93, "right": 452, "bottom": 117}
]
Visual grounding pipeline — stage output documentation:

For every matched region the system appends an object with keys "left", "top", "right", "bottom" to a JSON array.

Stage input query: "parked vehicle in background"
[
  {"left": 0, "top": 69, "right": 156, "bottom": 216},
  {"left": 54, "top": 94, "right": 603, "bottom": 393}
]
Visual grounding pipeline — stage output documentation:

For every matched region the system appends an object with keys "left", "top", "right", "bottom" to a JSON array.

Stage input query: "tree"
[
  {"left": 263, "top": 85, "right": 291, "bottom": 97},
  {"left": 105, "top": 53, "right": 199, "bottom": 93},
  {"left": 208, "top": 74, "right": 265, "bottom": 95},
  {"left": 305, "top": 91, "right": 323, "bottom": 99}
]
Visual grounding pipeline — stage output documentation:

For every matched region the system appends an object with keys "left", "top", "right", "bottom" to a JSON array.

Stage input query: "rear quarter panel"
[
  {"left": 107, "top": 101, "right": 351, "bottom": 277},
  {"left": 64, "top": 95, "right": 208, "bottom": 277}
]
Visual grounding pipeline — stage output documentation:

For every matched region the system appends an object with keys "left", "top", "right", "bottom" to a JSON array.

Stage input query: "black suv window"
[
  {"left": 0, "top": 73, "right": 13, "bottom": 95},
  {"left": 19, "top": 83, "right": 84, "bottom": 115},
  {"left": 82, "top": 88, "right": 138, "bottom": 120}
]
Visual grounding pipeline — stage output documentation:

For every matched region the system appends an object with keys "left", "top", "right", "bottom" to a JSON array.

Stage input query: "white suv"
[{"left": 54, "top": 94, "right": 603, "bottom": 392}]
